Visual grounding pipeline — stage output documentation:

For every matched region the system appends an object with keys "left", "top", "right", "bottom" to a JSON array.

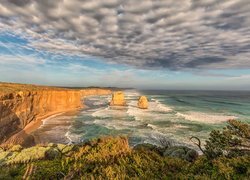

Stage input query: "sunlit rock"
[
  {"left": 138, "top": 96, "right": 148, "bottom": 109},
  {"left": 110, "top": 91, "right": 126, "bottom": 106}
]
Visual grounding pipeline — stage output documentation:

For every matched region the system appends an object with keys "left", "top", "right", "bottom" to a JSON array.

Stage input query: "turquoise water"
[{"left": 32, "top": 90, "right": 250, "bottom": 151}]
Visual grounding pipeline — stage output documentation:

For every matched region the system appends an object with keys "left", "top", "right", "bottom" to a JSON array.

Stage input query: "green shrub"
[
  {"left": 0, "top": 121, "right": 249, "bottom": 179},
  {"left": 204, "top": 120, "right": 250, "bottom": 159}
]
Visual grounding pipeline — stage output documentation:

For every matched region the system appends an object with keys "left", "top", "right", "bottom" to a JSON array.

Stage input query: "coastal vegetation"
[
  {"left": 0, "top": 82, "right": 64, "bottom": 96},
  {"left": 0, "top": 120, "right": 249, "bottom": 179}
]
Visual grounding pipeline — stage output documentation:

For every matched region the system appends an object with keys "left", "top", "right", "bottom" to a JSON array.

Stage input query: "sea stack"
[
  {"left": 138, "top": 96, "right": 148, "bottom": 109},
  {"left": 110, "top": 91, "right": 126, "bottom": 106}
]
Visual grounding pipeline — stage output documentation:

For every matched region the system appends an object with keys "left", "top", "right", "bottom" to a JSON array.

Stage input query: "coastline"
[
  {"left": 3, "top": 108, "right": 82, "bottom": 147},
  {"left": 23, "top": 109, "right": 79, "bottom": 134},
  {"left": 0, "top": 85, "right": 112, "bottom": 147}
]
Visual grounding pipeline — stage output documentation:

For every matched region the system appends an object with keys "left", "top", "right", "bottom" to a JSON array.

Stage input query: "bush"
[
  {"left": 204, "top": 120, "right": 250, "bottom": 159},
  {"left": 0, "top": 121, "right": 249, "bottom": 179}
]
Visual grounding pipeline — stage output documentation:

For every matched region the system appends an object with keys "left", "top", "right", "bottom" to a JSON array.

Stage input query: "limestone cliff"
[
  {"left": 138, "top": 96, "right": 148, "bottom": 109},
  {"left": 110, "top": 91, "right": 126, "bottom": 106},
  {"left": 80, "top": 88, "right": 111, "bottom": 97},
  {"left": 0, "top": 84, "right": 111, "bottom": 144}
]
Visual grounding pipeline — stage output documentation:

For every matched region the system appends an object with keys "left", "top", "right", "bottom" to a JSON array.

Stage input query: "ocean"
[{"left": 31, "top": 90, "right": 250, "bottom": 151}]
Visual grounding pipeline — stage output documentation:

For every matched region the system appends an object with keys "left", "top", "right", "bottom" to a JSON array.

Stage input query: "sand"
[{"left": 3, "top": 108, "right": 81, "bottom": 147}]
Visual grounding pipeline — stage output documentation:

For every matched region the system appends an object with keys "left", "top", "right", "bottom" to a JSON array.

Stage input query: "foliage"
[
  {"left": 0, "top": 121, "right": 249, "bottom": 179},
  {"left": 204, "top": 119, "right": 250, "bottom": 159},
  {"left": 185, "top": 155, "right": 250, "bottom": 179}
]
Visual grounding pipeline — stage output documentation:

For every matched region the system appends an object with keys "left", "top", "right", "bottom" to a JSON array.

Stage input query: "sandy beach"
[{"left": 3, "top": 108, "right": 82, "bottom": 147}]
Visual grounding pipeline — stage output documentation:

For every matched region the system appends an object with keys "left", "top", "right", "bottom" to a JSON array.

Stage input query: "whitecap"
[
  {"left": 127, "top": 104, "right": 148, "bottom": 121},
  {"left": 93, "top": 119, "right": 142, "bottom": 130},
  {"left": 38, "top": 113, "right": 65, "bottom": 128},
  {"left": 147, "top": 123, "right": 158, "bottom": 129},
  {"left": 176, "top": 111, "right": 237, "bottom": 124},
  {"left": 65, "top": 131, "right": 83, "bottom": 144},
  {"left": 145, "top": 98, "right": 173, "bottom": 112},
  {"left": 92, "top": 106, "right": 127, "bottom": 118}
]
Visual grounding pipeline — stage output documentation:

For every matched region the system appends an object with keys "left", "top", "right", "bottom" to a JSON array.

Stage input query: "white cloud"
[
  {"left": 0, "top": 0, "right": 250, "bottom": 70},
  {"left": 228, "top": 74, "right": 250, "bottom": 80},
  {"left": 0, "top": 54, "right": 45, "bottom": 65}
]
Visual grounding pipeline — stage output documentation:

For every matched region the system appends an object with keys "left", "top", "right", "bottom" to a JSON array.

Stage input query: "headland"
[{"left": 0, "top": 82, "right": 112, "bottom": 146}]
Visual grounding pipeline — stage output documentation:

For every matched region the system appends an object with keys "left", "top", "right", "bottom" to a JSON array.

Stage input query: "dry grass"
[
  {"left": 0, "top": 82, "right": 77, "bottom": 101},
  {"left": 0, "top": 82, "right": 66, "bottom": 93}
]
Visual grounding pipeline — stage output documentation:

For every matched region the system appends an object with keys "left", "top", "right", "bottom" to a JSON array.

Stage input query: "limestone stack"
[
  {"left": 110, "top": 91, "right": 126, "bottom": 106},
  {"left": 138, "top": 96, "right": 148, "bottom": 109}
]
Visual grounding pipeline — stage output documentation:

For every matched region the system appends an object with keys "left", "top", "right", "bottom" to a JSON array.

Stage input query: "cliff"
[
  {"left": 80, "top": 88, "right": 111, "bottom": 97},
  {"left": 0, "top": 83, "right": 111, "bottom": 145}
]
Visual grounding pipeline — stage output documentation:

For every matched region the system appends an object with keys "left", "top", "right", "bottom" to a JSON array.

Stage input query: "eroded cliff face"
[
  {"left": 137, "top": 96, "right": 148, "bottom": 109},
  {"left": 0, "top": 90, "right": 82, "bottom": 143},
  {"left": 80, "top": 89, "right": 111, "bottom": 97},
  {"left": 110, "top": 91, "right": 126, "bottom": 106},
  {"left": 0, "top": 88, "right": 111, "bottom": 144}
]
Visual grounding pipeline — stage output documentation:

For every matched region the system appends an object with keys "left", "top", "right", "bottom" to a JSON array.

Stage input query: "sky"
[{"left": 0, "top": 0, "right": 250, "bottom": 90}]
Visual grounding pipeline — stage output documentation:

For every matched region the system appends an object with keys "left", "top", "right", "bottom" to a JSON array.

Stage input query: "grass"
[
  {"left": 0, "top": 134, "right": 249, "bottom": 179},
  {"left": 0, "top": 82, "right": 67, "bottom": 94},
  {"left": 0, "top": 82, "right": 79, "bottom": 101}
]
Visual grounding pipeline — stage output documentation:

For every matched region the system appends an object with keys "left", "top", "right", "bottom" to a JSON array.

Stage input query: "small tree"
[{"left": 191, "top": 120, "right": 250, "bottom": 159}]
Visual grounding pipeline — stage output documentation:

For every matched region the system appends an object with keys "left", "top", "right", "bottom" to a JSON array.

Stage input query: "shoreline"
[
  {"left": 23, "top": 108, "right": 81, "bottom": 134},
  {"left": 3, "top": 108, "right": 83, "bottom": 147},
  {"left": 0, "top": 83, "right": 112, "bottom": 147}
]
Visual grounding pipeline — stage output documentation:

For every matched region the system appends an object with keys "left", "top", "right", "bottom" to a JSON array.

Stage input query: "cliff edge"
[{"left": 0, "top": 82, "right": 111, "bottom": 146}]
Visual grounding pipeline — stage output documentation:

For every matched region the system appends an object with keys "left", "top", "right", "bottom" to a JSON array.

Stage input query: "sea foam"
[
  {"left": 65, "top": 130, "right": 83, "bottom": 144},
  {"left": 176, "top": 111, "right": 237, "bottom": 124}
]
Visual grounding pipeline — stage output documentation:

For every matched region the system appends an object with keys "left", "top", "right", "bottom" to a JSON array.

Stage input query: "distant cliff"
[
  {"left": 80, "top": 89, "right": 111, "bottom": 97},
  {"left": 0, "top": 83, "right": 111, "bottom": 144}
]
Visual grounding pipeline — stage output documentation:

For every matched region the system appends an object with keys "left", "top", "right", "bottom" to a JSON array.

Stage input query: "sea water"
[{"left": 31, "top": 90, "right": 250, "bottom": 150}]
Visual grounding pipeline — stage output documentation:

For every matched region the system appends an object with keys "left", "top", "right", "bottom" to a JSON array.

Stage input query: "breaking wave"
[{"left": 176, "top": 111, "right": 237, "bottom": 124}]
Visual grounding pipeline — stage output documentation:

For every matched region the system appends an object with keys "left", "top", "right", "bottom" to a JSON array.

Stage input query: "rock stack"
[
  {"left": 137, "top": 96, "right": 148, "bottom": 109},
  {"left": 110, "top": 91, "right": 126, "bottom": 106}
]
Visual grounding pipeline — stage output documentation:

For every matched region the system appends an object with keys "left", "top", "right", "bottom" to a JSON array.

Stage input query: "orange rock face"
[
  {"left": 0, "top": 88, "right": 112, "bottom": 144},
  {"left": 137, "top": 96, "right": 148, "bottom": 109},
  {"left": 110, "top": 91, "right": 126, "bottom": 106},
  {"left": 0, "top": 90, "right": 82, "bottom": 142},
  {"left": 80, "top": 89, "right": 111, "bottom": 97}
]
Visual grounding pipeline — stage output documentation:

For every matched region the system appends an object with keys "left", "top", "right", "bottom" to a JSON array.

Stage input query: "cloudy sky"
[{"left": 0, "top": 0, "right": 250, "bottom": 90}]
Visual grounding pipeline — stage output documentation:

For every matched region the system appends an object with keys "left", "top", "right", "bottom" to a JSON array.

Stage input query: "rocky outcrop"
[
  {"left": 163, "top": 146, "right": 198, "bottom": 162},
  {"left": 0, "top": 87, "right": 112, "bottom": 145},
  {"left": 134, "top": 143, "right": 198, "bottom": 162},
  {"left": 137, "top": 96, "right": 148, "bottom": 109},
  {"left": 110, "top": 91, "right": 126, "bottom": 106}
]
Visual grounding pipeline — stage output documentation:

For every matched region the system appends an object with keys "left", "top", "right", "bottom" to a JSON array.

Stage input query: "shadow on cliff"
[{"left": 0, "top": 102, "right": 35, "bottom": 147}]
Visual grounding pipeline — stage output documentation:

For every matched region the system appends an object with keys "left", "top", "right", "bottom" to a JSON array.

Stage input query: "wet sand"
[{"left": 3, "top": 108, "right": 81, "bottom": 147}]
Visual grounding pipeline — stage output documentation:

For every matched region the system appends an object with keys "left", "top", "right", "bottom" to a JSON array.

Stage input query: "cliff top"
[
  {"left": 0, "top": 82, "right": 67, "bottom": 94},
  {"left": 0, "top": 82, "right": 114, "bottom": 93},
  {"left": 0, "top": 82, "right": 66, "bottom": 101},
  {"left": 0, "top": 82, "right": 112, "bottom": 101}
]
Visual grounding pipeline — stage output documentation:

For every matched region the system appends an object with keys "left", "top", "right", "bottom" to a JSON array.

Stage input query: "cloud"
[
  {"left": 0, "top": 0, "right": 250, "bottom": 70},
  {"left": 0, "top": 54, "right": 45, "bottom": 65},
  {"left": 192, "top": 71, "right": 236, "bottom": 77},
  {"left": 228, "top": 74, "right": 250, "bottom": 80}
]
